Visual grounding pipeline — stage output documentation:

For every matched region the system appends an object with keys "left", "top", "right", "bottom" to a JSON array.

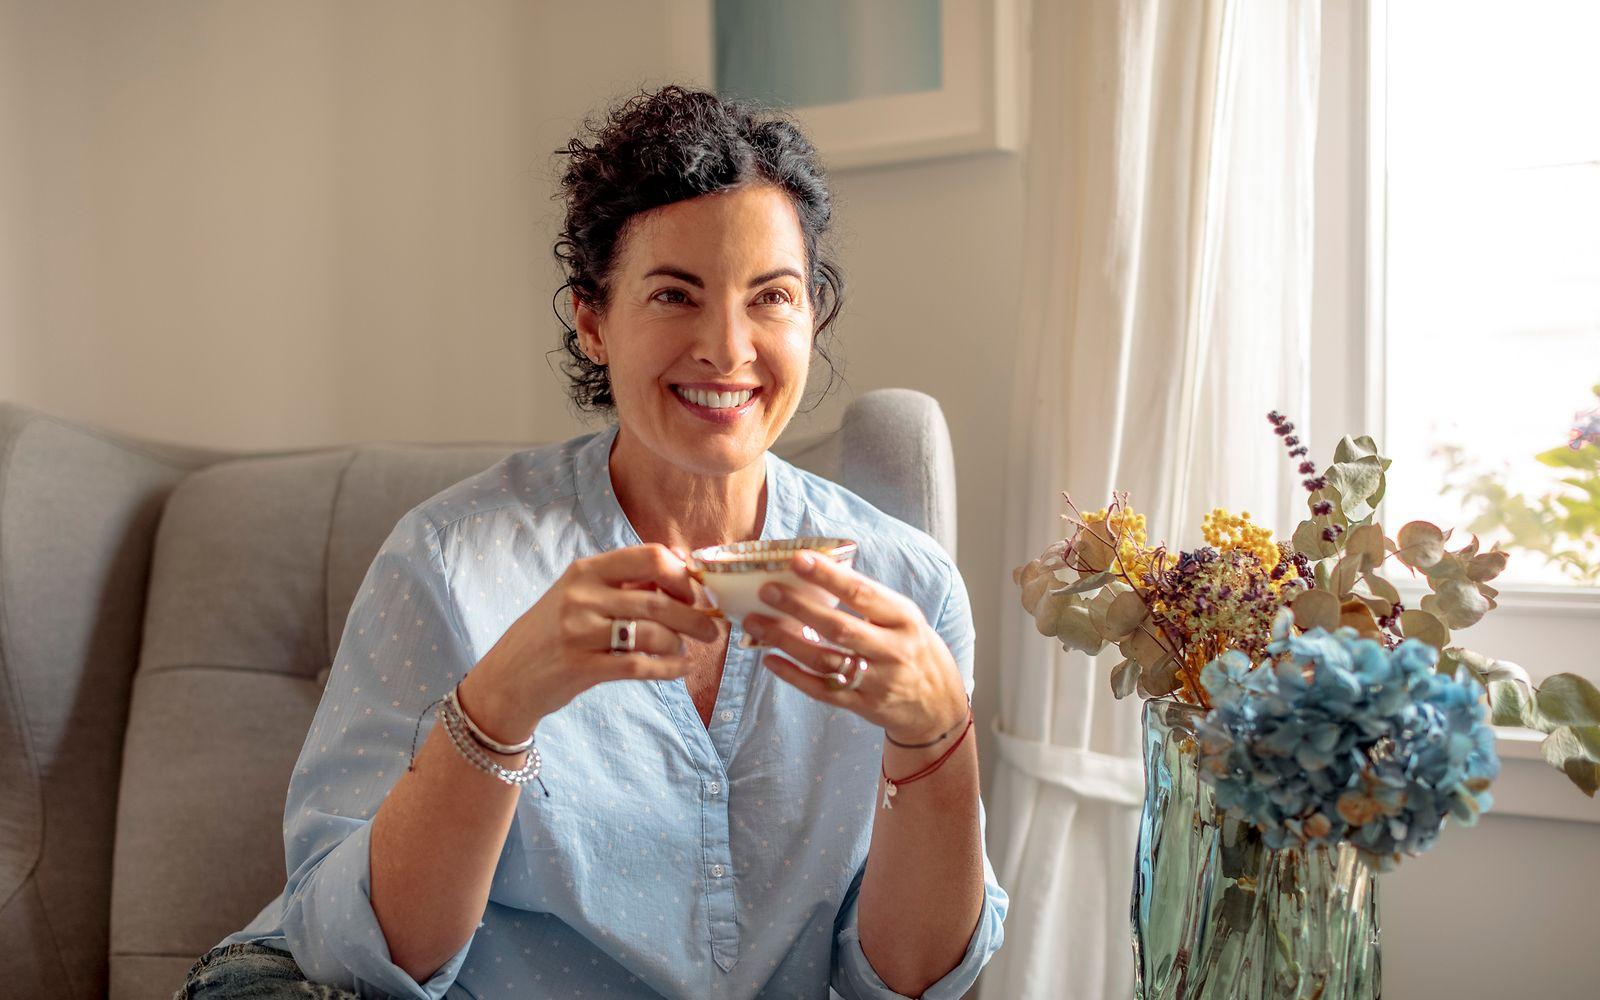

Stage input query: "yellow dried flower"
[
  {"left": 1201, "top": 507, "right": 1280, "bottom": 574},
  {"left": 1084, "top": 505, "right": 1156, "bottom": 581}
]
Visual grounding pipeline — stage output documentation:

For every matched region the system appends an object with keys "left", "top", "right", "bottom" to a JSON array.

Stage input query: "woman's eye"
[
  {"left": 653, "top": 288, "right": 690, "bottom": 305},
  {"left": 755, "top": 289, "right": 792, "bottom": 306}
]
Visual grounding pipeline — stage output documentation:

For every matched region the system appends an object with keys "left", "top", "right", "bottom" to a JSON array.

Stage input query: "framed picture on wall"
[{"left": 713, "top": 0, "right": 1025, "bottom": 170}]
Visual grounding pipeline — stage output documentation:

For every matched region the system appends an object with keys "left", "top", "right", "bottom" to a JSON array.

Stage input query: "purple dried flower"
[
  {"left": 1312, "top": 499, "right": 1334, "bottom": 515},
  {"left": 1284, "top": 436, "right": 1300, "bottom": 448},
  {"left": 1290, "top": 446, "right": 1309, "bottom": 458},
  {"left": 1322, "top": 525, "right": 1344, "bottom": 542}
]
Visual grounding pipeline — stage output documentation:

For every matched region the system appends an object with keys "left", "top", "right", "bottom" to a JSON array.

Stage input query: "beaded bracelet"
[{"left": 437, "top": 696, "right": 547, "bottom": 788}]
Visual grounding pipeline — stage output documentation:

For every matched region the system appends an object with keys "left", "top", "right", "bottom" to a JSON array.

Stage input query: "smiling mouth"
[{"left": 672, "top": 385, "right": 760, "bottom": 410}]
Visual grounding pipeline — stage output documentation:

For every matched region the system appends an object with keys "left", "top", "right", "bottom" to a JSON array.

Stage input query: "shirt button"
[
  {"left": 719, "top": 710, "right": 734, "bottom": 722},
  {"left": 707, "top": 781, "right": 721, "bottom": 796},
  {"left": 711, "top": 864, "right": 726, "bottom": 878}
]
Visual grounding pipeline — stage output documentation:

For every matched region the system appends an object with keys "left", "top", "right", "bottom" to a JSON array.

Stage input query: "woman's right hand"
[{"left": 458, "top": 543, "right": 719, "bottom": 740}]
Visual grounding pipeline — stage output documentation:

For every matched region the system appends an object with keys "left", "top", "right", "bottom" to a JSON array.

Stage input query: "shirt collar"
[{"left": 573, "top": 422, "right": 805, "bottom": 553}]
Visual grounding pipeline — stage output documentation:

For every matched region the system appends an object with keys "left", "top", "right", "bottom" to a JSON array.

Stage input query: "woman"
[{"left": 176, "top": 85, "right": 1006, "bottom": 1000}]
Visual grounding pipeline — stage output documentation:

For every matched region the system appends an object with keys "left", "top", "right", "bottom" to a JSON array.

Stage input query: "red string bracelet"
[{"left": 879, "top": 706, "right": 974, "bottom": 810}]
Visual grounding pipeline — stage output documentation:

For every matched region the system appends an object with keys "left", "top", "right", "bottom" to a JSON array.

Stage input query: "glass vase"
[{"left": 1131, "top": 698, "right": 1382, "bottom": 999}]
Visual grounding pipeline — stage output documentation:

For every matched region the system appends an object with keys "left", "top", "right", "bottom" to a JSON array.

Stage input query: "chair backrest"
[{"left": 0, "top": 389, "right": 955, "bottom": 1000}]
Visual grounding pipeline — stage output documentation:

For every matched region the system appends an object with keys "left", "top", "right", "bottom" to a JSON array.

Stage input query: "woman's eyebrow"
[{"left": 641, "top": 266, "right": 803, "bottom": 288}]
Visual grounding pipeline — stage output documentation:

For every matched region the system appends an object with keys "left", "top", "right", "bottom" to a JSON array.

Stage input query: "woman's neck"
[{"left": 607, "top": 425, "right": 767, "bottom": 552}]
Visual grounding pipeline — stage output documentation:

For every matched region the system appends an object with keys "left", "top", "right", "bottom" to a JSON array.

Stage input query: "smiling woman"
[{"left": 174, "top": 85, "right": 1006, "bottom": 1000}]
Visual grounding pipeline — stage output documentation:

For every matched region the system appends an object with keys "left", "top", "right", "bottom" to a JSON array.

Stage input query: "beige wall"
[
  {"left": 0, "top": 0, "right": 710, "bottom": 448},
  {"left": 0, "top": 0, "right": 1022, "bottom": 783}
]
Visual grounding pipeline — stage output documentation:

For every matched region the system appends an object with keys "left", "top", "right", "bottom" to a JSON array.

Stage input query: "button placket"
[{"left": 704, "top": 772, "right": 739, "bottom": 970}]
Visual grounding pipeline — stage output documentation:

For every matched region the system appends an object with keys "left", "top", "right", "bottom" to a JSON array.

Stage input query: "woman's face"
[{"left": 576, "top": 184, "right": 815, "bottom": 478}]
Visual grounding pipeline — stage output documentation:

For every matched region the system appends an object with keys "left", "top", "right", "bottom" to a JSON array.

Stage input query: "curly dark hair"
[{"left": 552, "top": 85, "right": 845, "bottom": 413}]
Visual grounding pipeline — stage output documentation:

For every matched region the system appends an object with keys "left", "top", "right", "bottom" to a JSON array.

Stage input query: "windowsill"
[{"left": 1392, "top": 578, "right": 1600, "bottom": 617}]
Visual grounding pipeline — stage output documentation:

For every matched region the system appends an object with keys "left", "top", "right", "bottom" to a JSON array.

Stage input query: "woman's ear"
[{"left": 573, "top": 289, "right": 607, "bottom": 365}]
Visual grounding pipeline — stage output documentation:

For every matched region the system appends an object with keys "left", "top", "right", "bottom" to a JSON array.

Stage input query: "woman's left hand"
[{"left": 741, "top": 551, "right": 969, "bottom": 745}]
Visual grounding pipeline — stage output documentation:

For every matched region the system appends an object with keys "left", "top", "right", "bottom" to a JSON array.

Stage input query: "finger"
[
  {"left": 790, "top": 551, "right": 914, "bottom": 627},
  {"left": 761, "top": 652, "right": 851, "bottom": 705},
  {"left": 751, "top": 583, "right": 895, "bottom": 659},
  {"left": 584, "top": 544, "right": 698, "bottom": 605},
  {"left": 745, "top": 612, "right": 854, "bottom": 674},
  {"left": 588, "top": 651, "right": 695, "bottom": 682},
  {"left": 602, "top": 588, "right": 721, "bottom": 643}
]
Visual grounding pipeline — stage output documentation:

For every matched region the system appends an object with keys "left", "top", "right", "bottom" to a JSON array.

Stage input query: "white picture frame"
[{"left": 719, "top": 0, "right": 1026, "bottom": 170}]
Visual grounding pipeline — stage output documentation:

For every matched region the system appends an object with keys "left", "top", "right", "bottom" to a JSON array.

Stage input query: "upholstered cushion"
[{"left": 0, "top": 405, "right": 222, "bottom": 1000}]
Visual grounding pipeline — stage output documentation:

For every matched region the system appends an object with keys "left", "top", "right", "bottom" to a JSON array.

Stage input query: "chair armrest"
[{"left": 0, "top": 403, "right": 222, "bottom": 997}]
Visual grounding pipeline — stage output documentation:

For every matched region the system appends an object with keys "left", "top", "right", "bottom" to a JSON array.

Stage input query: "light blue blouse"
[{"left": 221, "top": 422, "right": 1007, "bottom": 1000}]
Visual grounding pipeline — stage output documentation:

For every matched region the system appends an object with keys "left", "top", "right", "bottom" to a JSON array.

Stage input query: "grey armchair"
[{"left": 0, "top": 389, "right": 956, "bottom": 1000}]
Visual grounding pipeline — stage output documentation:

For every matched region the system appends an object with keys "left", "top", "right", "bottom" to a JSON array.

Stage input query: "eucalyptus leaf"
[
  {"left": 1017, "top": 559, "right": 1057, "bottom": 614},
  {"left": 1467, "top": 549, "right": 1510, "bottom": 583},
  {"left": 1489, "top": 678, "right": 1545, "bottom": 730},
  {"left": 1338, "top": 598, "right": 1383, "bottom": 638},
  {"left": 1396, "top": 521, "right": 1447, "bottom": 570},
  {"left": 1428, "top": 578, "right": 1492, "bottom": 629},
  {"left": 1104, "top": 590, "right": 1150, "bottom": 640},
  {"left": 1399, "top": 608, "right": 1450, "bottom": 650},
  {"left": 1325, "top": 457, "right": 1385, "bottom": 522},
  {"left": 1333, "top": 434, "right": 1387, "bottom": 466},
  {"left": 1291, "top": 588, "right": 1341, "bottom": 631},
  {"left": 1144, "top": 654, "right": 1183, "bottom": 697},
  {"left": 1358, "top": 595, "right": 1392, "bottom": 619},
  {"left": 1330, "top": 553, "right": 1365, "bottom": 596},
  {"left": 1443, "top": 648, "right": 1527, "bottom": 687},
  {"left": 1057, "top": 569, "right": 1115, "bottom": 597},
  {"left": 1050, "top": 604, "right": 1107, "bottom": 655},
  {"left": 1345, "top": 524, "right": 1386, "bottom": 569},
  {"left": 1540, "top": 728, "right": 1600, "bottom": 797},
  {"left": 1078, "top": 530, "right": 1116, "bottom": 572},
  {"left": 1291, "top": 518, "right": 1337, "bottom": 561},
  {"left": 1534, "top": 673, "right": 1600, "bottom": 728},
  {"left": 1125, "top": 626, "right": 1171, "bottom": 668},
  {"left": 1363, "top": 571, "right": 1400, "bottom": 605},
  {"left": 1110, "top": 657, "right": 1141, "bottom": 698}
]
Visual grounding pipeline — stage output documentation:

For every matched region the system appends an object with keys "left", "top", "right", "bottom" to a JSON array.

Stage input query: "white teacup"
[{"left": 687, "top": 537, "right": 857, "bottom": 633}]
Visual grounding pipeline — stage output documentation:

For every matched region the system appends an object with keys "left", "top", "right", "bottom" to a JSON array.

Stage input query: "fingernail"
[
  {"left": 759, "top": 583, "right": 782, "bottom": 603},
  {"left": 796, "top": 552, "right": 816, "bottom": 571}
]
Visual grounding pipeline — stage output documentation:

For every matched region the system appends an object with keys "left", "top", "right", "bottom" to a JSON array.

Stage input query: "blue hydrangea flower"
[{"left": 1195, "top": 620, "right": 1499, "bottom": 868}]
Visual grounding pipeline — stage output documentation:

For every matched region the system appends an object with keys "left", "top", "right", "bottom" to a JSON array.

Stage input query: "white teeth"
[{"left": 675, "top": 386, "right": 754, "bottom": 409}]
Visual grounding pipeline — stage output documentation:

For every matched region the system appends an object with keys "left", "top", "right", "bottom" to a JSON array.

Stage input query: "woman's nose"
[{"left": 694, "top": 301, "right": 759, "bottom": 373}]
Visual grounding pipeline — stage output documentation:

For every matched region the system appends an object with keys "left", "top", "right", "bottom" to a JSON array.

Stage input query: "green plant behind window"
[{"left": 1438, "top": 384, "right": 1600, "bottom": 586}]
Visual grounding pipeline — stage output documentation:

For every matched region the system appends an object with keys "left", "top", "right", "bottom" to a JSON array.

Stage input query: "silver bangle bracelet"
[
  {"left": 436, "top": 698, "right": 543, "bottom": 786},
  {"left": 448, "top": 683, "right": 534, "bottom": 755}
]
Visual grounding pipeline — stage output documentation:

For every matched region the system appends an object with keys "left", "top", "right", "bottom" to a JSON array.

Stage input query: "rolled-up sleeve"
[
  {"left": 274, "top": 509, "right": 480, "bottom": 999},
  {"left": 831, "top": 561, "right": 1009, "bottom": 998}
]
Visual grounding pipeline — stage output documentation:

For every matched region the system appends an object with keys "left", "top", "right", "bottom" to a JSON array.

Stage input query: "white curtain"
[{"left": 981, "top": 1, "right": 1321, "bottom": 997}]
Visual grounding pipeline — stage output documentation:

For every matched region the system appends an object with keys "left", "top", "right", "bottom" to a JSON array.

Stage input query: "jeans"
[{"left": 172, "top": 942, "right": 361, "bottom": 999}]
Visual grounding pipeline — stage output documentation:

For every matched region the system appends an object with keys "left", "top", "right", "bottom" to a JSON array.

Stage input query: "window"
[
  {"left": 1310, "top": 0, "right": 1600, "bottom": 744},
  {"left": 1382, "top": 0, "right": 1600, "bottom": 589}
]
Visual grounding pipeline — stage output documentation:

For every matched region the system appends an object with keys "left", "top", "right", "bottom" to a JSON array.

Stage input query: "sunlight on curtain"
[{"left": 982, "top": 1, "right": 1321, "bottom": 996}]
